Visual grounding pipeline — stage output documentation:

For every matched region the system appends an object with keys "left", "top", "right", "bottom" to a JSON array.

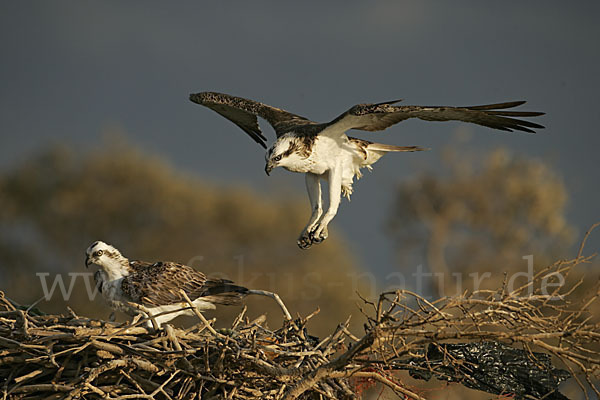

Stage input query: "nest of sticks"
[
  {"left": 1, "top": 248, "right": 600, "bottom": 399},
  {"left": 0, "top": 289, "right": 367, "bottom": 400}
]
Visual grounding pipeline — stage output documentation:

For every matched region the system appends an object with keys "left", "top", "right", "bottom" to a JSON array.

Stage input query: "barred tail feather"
[
  {"left": 364, "top": 142, "right": 428, "bottom": 166},
  {"left": 367, "top": 143, "right": 429, "bottom": 153},
  {"left": 200, "top": 279, "right": 249, "bottom": 305},
  {"left": 201, "top": 292, "right": 247, "bottom": 306}
]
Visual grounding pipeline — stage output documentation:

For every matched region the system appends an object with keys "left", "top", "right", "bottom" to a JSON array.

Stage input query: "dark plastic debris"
[{"left": 392, "top": 341, "right": 571, "bottom": 399}]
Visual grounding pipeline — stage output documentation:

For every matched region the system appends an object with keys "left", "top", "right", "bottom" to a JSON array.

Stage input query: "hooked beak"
[
  {"left": 265, "top": 162, "right": 273, "bottom": 176},
  {"left": 85, "top": 255, "right": 92, "bottom": 269}
]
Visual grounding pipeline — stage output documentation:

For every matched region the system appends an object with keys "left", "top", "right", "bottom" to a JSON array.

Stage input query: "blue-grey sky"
[{"left": 1, "top": 1, "right": 598, "bottom": 279}]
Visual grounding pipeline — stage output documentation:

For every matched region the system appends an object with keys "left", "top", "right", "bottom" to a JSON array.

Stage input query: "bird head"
[
  {"left": 264, "top": 147, "right": 281, "bottom": 176},
  {"left": 85, "top": 241, "right": 130, "bottom": 279},
  {"left": 265, "top": 135, "right": 305, "bottom": 175}
]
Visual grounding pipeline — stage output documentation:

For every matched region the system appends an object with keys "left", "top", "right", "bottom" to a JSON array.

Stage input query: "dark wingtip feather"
[
  {"left": 375, "top": 99, "right": 403, "bottom": 106},
  {"left": 243, "top": 128, "right": 268, "bottom": 148},
  {"left": 520, "top": 120, "right": 545, "bottom": 129},
  {"left": 468, "top": 101, "right": 545, "bottom": 134},
  {"left": 468, "top": 101, "right": 527, "bottom": 110},
  {"left": 512, "top": 126, "right": 536, "bottom": 134},
  {"left": 490, "top": 111, "right": 545, "bottom": 117}
]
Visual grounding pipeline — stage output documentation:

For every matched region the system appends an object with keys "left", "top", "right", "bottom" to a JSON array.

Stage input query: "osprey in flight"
[
  {"left": 85, "top": 241, "right": 249, "bottom": 328},
  {"left": 189, "top": 92, "right": 544, "bottom": 249}
]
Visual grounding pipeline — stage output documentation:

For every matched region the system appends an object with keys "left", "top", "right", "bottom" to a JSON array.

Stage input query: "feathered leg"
[
  {"left": 310, "top": 166, "right": 342, "bottom": 244},
  {"left": 297, "top": 173, "right": 323, "bottom": 249}
]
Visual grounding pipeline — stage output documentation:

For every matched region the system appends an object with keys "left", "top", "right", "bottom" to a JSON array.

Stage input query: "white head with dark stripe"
[
  {"left": 85, "top": 241, "right": 130, "bottom": 280},
  {"left": 265, "top": 134, "right": 313, "bottom": 175}
]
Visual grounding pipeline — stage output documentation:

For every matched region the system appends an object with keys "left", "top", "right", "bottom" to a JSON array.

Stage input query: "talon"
[
  {"left": 300, "top": 222, "right": 326, "bottom": 249},
  {"left": 297, "top": 232, "right": 313, "bottom": 249},
  {"left": 297, "top": 237, "right": 312, "bottom": 250},
  {"left": 311, "top": 226, "right": 328, "bottom": 244}
]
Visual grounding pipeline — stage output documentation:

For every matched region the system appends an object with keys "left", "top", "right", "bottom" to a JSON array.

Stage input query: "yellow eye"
[{"left": 94, "top": 250, "right": 103, "bottom": 257}]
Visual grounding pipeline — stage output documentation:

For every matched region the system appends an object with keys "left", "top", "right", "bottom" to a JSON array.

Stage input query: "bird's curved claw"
[
  {"left": 298, "top": 224, "right": 329, "bottom": 249},
  {"left": 297, "top": 233, "right": 313, "bottom": 250},
  {"left": 309, "top": 225, "right": 329, "bottom": 244}
]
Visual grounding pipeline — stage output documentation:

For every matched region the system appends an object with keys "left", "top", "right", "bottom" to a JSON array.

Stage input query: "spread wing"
[
  {"left": 326, "top": 100, "right": 545, "bottom": 134},
  {"left": 122, "top": 261, "right": 247, "bottom": 306},
  {"left": 189, "top": 92, "right": 316, "bottom": 148}
]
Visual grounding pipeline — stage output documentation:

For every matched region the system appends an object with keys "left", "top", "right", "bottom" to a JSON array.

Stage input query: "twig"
[
  {"left": 247, "top": 290, "right": 293, "bottom": 321},
  {"left": 179, "top": 290, "right": 227, "bottom": 339}
]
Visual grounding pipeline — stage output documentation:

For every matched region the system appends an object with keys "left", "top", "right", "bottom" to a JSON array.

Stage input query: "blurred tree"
[
  {"left": 387, "top": 146, "right": 600, "bottom": 399},
  {"left": 0, "top": 142, "right": 369, "bottom": 336},
  {"left": 389, "top": 147, "right": 576, "bottom": 297}
]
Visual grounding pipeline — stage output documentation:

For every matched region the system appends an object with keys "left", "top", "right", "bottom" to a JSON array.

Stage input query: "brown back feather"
[{"left": 122, "top": 261, "right": 247, "bottom": 306}]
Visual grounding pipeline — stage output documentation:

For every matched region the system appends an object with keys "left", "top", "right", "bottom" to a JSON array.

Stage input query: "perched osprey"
[
  {"left": 189, "top": 92, "right": 544, "bottom": 249},
  {"left": 85, "top": 241, "right": 249, "bottom": 328}
]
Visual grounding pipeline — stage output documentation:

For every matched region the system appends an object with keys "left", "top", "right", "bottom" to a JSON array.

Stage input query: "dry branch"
[{"left": 1, "top": 252, "right": 599, "bottom": 399}]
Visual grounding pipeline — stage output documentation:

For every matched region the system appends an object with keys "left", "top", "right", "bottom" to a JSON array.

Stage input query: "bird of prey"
[
  {"left": 85, "top": 241, "right": 250, "bottom": 328},
  {"left": 189, "top": 92, "right": 544, "bottom": 249}
]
